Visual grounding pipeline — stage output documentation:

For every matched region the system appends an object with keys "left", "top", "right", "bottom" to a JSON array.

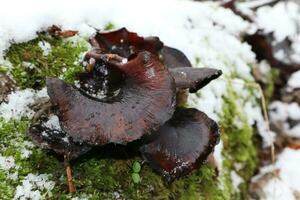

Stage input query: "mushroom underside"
[{"left": 140, "top": 108, "right": 220, "bottom": 182}]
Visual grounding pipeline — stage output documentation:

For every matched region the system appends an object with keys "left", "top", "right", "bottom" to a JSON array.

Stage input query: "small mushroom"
[
  {"left": 47, "top": 51, "right": 176, "bottom": 145},
  {"left": 140, "top": 108, "right": 220, "bottom": 182},
  {"left": 89, "top": 27, "right": 163, "bottom": 58}
]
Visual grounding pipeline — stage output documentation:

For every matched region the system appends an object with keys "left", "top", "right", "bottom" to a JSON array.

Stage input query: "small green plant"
[{"left": 131, "top": 161, "right": 141, "bottom": 184}]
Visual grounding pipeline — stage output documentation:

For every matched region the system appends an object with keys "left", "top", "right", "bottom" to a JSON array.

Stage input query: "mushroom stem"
[{"left": 64, "top": 156, "right": 75, "bottom": 193}]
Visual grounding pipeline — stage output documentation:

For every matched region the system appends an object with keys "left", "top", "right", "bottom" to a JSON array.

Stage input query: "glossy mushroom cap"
[
  {"left": 88, "top": 28, "right": 222, "bottom": 94},
  {"left": 140, "top": 108, "right": 220, "bottom": 182},
  {"left": 160, "top": 46, "right": 192, "bottom": 68},
  {"left": 89, "top": 27, "right": 163, "bottom": 58},
  {"left": 28, "top": 122, "right": 91, "bottom": 160},
  {"left": 47, "top": 51, "right": 176, "bottom": 145}
]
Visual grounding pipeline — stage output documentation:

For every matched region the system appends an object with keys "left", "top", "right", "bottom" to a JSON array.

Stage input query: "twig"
[{"left": 64, "top": 155, "right": 75, "bottom": 193}]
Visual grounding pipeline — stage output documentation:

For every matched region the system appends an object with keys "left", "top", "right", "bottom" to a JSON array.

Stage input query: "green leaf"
[
  {"left": 131, "top": 173, "right": 140, "bottom": 184},
  {"left": 132, "top": 161, "right": 141, "bottom": 173}
]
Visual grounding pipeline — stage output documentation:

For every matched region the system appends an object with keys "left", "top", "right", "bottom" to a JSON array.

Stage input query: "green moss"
[
  {"left": 220, "top": 83, "right": 258, "bottom": 199},
  {"left": 104, "top": 22, "right": 115, "bottom": 31},
  {"left": 5, "top": 34, "right": 88, "bottom": 89},
  {"left": 263, "top": 68, "right": 279, "bottom": 105},
  {"left": 0, "top": 66, "right": 8, "bottom": 73},
  {"left": 0, "top": 117, "right": 66, "bottom": 198}
]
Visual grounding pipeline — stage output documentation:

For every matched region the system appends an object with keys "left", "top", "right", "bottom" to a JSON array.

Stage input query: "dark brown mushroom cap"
[
  {"left": 88, "top": 29, "right": 222, "bottom": 93},
  {"left": 160, "top": 46, "right": 222, "bottom": 92},
  {"left": 28, "top": 123, "right": 91, "bottom": 160},
  {"left": 140, "top": 108, "right": 220, "bottom": 182},
  {"left": 160, "top": 46, "right": 192, "bottom": 69},
  {"left": 170, "top": 67, "right": 222, "bottom": 93},
  {"left": 47, "top": 51, "right": 176, "bottom": 145},
  {"left": 89, "top": 27, "right": 163, "bottom": 58}
]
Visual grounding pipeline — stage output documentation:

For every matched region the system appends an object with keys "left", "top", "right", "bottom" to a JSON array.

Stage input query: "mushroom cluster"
[{"left": 28, "top": 28, "right": 222, "bottom": 186}]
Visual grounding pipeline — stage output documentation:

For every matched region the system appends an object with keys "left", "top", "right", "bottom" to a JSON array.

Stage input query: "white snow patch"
[
  {"left": 287, "top": 70, "right": 300, "bottom": 90},
  {"left": 269, "top": 101, "right": 300, "bottom": 122},
  {"left": 0, "top": 88, "right": 48, "bottom": 120},
  {"left": 263, "top": 178, "right": 295, "bottom": 200},
  {"left": 276, "top": 148, "right": 300, "bottom": 192},
  {"left": 230, "top": 171, "right": 243, "bottom": 190},
  {"left": 38, "top": 41, "right": 52, "bottom": 56},
  {"left": 269, "top": 101, "right": 300, "bottom": 138},
  {"left": 0, "top": 155, "right": 15, "bottom": 171},
  {"left": 213, "top": 141, "right": 223, "bottom": 173},
  {"left": 44, "top": 115, "right": 61, "bottom": 131},
  {"left": 22, "top": 61, "right": 36, "bottom": 70},
  {"left": 8, "top": 171, "right": 19, "bottom": 181},
  {"left": 252, "top": 148, "right": 300, "bottom": 199},
  {"left": 14, "top": 173, "right": 55, "bottom": 200},
  {"left": 256, "top": 1, "right": 300, "bottom": 42}
]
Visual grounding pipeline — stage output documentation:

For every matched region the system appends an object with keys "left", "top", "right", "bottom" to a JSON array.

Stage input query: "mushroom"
[
  {"left": 47, "top": 51, "right": 176, "bottom": 145},
  {"left": 27, "top": 102, "right": 91, "bottom": 193},
  {"left": 159, "top": 45, "right": 222, "bottom": 105},
  {"left": 28, "top": 121, "right": 91, "bottom": 161},
  {"left": 140, "top": 108, "right": 220, "bottom": 182},
  {"left": 27, "top": 27, "right": 223, "bottom": 187},
  {"left": 89, "top": 27, "right": 163, "bottom": 58},
  {"left": 87, "top": 29, "right": 222, "bottom": 104},
  {"left": 169, "top": 67, "right": 222, "bottom": 93},
  {"left": 160, "top": 46, "right": 192, "bottom": 68}
]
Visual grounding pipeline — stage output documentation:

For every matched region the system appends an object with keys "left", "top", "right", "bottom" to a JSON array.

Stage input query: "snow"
[
  {"left": 38, "top": 41, "right": 52, "bottom": 56},
  {"left": 22, "top": 61, "right": 36, "bottom": 70},
  {"left": 263, "top": 178, "right": 295, "bottom": 200},
  {"left": 287, "top": 70, "right": 300, "bottom": 90},
  {"left": 287, "top": 125, "right": 300, "bottom": 138},
  {"left": 213, "top": 141, "right": 223, "bottom": 172},
  {"left": 276, "top": 148, "right": 300, "bottom": 192},
  {"left": 269, "top": 101, "right": 300, "bottom": 122},
  {"left": 0, "top": 155, "right": 15, "bottom": 171},
  {"left": 255, "top": 1, "right": 300, "bottom": 65},
  {"left": 44, "top": 115, "right": 61, "bottom": 131},
  {"left": 269, "top": 101, "right": 300, "bottom": 138},
  {"left": 256, "top": 1, "right": 300, "bottom": 42},
  {"left": 252, "top": 148, "right": 300, "bottom": 199},
  {"left": 14, "top": 173, "right": 55, "bottom": 200},
  {"left": 0, "top": 88, "right": 48, "bottom": 120},
  {"left": 230, "top": 171, "right": 243, "bottom": 190}
]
